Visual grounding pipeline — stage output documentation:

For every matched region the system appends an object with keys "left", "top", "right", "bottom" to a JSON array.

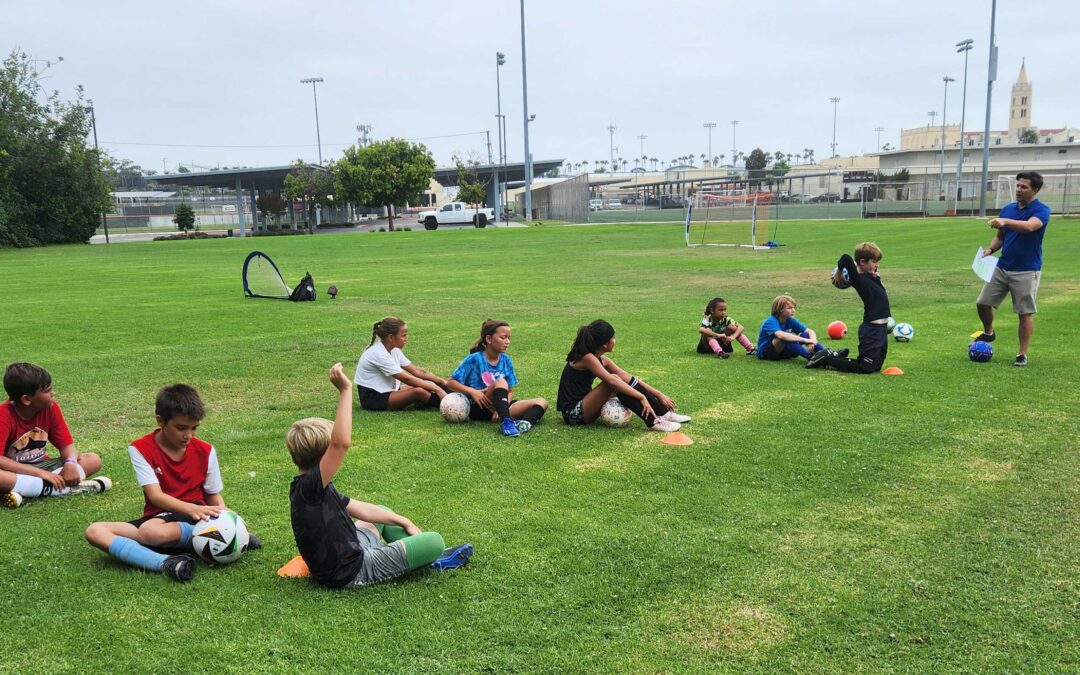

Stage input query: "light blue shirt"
[{"left": 450, "top": 352, "right": 518, "bottom": 390}]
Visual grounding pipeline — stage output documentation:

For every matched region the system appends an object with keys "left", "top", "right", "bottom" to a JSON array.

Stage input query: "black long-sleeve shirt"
[{"left": 839, "top": 253, "right": 891, "bottom": 323}]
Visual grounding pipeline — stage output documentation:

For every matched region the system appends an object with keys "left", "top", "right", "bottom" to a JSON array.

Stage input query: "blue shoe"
[
  {"left": 431, "top": 543, "right": 474, "bottom": 571},
  {"left": 500, "top": 417, "right": 520, "bottom": 437}
]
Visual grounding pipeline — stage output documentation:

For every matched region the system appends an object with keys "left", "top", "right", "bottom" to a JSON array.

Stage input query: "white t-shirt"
[{"left": 355, "top": 342, "right": 412, "bottom": 393}]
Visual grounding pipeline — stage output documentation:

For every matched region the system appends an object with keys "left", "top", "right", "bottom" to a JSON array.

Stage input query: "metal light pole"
[
  {"left": 979, "top": 0, "right": 998, "bottom": 216},
  {"left": 519, "top": 0, "right": 533, "bottom": 222},
  {"left": 874, "top": 126, "right": 885, "bottom": 152},
  {"left": 730, "top": 120, "right": 738, "bottom": 171},
  {"left": 940, "top": 76, "right": 955, "bottom": 200},
  {"left": 829, "top": 97, "right": 840, "bottom": 157},
  {"left": 704, "top": 122, "right": 716, "bottom": 167},
  {"left": 88, "top": 102, "right": 109, "bottom": 243},
  {"left": 608, "top": 122, "right": 617, "bottom": 168},
  {"left": 300, "top": 77, "right": 324, "bottom": 164},
  {"left": 955, "top": 39, "right": 974, "bottom": 202},
  {"left": 495, "top": 52, "right": 506, "bottom": 222}
]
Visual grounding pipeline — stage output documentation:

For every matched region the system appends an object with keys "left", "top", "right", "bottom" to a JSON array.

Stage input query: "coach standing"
[{"left": 974, "top": 171, "right": 1051, "bottom": 367}]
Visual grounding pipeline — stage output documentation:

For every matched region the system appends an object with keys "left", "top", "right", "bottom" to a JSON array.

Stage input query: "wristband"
[{"left": 63, "top": 458, "right": 78, "bottom": 464}]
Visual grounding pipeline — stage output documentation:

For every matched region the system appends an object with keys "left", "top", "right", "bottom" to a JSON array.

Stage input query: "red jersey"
[
  {"left": 129, "top": 431, "right": 220, "bottom": 518},
  {"left": 1, "top": 400, "right": 74, "bottom": 464}
]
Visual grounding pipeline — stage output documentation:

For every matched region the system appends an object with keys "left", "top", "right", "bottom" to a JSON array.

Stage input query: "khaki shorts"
[{"left": 977, "top": 267, "right": 1040, "bottom": 315}]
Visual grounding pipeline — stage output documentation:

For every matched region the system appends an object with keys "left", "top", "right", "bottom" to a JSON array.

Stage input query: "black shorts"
[
  {"left": 758, "top": 340, "right": 797, "bottom": 361},
  {"left": 696, "top": 335, "right": 733, "bottom": 354},
  {"left": 468, "top": 400, "right": 497, "bottom": 422},
  {"left": 127, "top": 511, "right": 196, "bottom": 529},
  {"left": 357, "top": 385, "right": 393, "bottom": 411}
]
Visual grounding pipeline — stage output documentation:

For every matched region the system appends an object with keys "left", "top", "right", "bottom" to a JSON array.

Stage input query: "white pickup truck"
[{"left": 418, "top": 202, "right": 496, "bottom": 230}]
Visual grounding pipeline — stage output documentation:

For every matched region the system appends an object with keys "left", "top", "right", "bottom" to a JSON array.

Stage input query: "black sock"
[
  {"left": 521, "top": 405, "right": 545, "bottom": 425},
  {"left": 491, "top": 389, "right": 512, "bottom": 421}
]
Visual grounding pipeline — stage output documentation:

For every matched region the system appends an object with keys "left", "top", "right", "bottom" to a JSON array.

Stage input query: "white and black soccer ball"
[
  {"left": 893, "top": 322, "right": 914, "bottom": 342},
  {"left": 192, "top": 511, "right": 250, "bottom": 565},
  {"left": 830, "top": 266, "right": 851, "bottom": 289},
  {"left": 440, "top": 393, "right": 472, "bottom": 423},
  {"left": 599, "top": 398, "right": 633, "bottom": 428}
]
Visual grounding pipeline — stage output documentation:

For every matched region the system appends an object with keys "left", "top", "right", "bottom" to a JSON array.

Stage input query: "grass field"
[{"left": 1, "top": 218, "right": 1078, "bottom": 673}]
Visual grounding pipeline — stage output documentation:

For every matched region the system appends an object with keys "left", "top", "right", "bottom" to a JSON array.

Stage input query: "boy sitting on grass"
[
  {"left": 1, "top": 362, "right": 111, "bottom": 508},
  {"left": 288, "top": 363, "right": 472, "bottom": 589},
  {"left": 85, "top": 384, "right": 258, "bottom": 583}
]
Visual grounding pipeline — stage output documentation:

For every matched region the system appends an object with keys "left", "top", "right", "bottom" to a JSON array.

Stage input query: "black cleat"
[
  {"left": 806, "top": 349, "right": 831, "bottom": 369},
  {"left": 974, "top": 332, "right": 996, "bottom": 343},
  {"left": 163, "top": 554, "right": 196, "bottom": 583},
  {"left": 1013, "top": 354, "right": 1028, "bottom": 367},
  {"left": 246, "top": 532, "right": 263, "bottom": 551},
  {"left": 834, "top": 348, "right": 850, "bottom": 359}
]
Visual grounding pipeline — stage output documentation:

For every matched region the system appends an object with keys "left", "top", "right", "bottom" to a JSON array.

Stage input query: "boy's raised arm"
[{"left": 319, "top": 363, "right": 353, "bottom": 487}]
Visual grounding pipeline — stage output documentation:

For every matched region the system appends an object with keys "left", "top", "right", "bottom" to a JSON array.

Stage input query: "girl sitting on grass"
[
  {"left": 557, "top": 319, "right": 688, "bottom": 432},
  {"left": 354, "top": 317, "right": 448, "bottom": 411},
  {"left": 697, "top": 297, "right": 756, "bottom": 358},
  {"left": 446, "top": 320, "right": 547, "bottom": 437}
]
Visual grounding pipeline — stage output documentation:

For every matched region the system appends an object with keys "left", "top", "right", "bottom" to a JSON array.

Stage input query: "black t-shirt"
[
  {"left": 839, "top": 254, "right": 891, "bottom": 323},
  {"left": 557, "top": 362, "right": 597, "bottom": 412},
  {"left": 289, "top": 466, "right": 364, "bottom": 589}
]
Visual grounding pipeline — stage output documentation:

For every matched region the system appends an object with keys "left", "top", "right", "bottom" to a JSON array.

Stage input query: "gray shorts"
[
  {"left": 345, "top": 525, "right": 410, "bottom": 587},
  {"left": 977, "top": 267, "right": 1040, "bottom": 314}
]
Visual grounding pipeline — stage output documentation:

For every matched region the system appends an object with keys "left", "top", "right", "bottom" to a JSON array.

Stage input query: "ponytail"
[
  {"left": 704, "top": 297, "right": 725, "bottom": 317},
  {"left": 566, "top": 319, "right": 615, "bottom": 362},
  {"left": 369, "top": 316, "right": 406, "bottom": 347},
  {"left": 470, "top": 319, "right": 509, "bottom": 354}
]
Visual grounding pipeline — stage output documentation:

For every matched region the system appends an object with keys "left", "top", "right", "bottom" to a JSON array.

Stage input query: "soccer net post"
[{"left": 684, "top": 190, "right": 770, "bottom": 248}]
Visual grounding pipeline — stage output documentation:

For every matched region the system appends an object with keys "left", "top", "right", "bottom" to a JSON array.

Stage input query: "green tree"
[
  {"left": 172, "top": 202, "right": 196, "bottom": 236},
  {"left": 744, "top": 148, "right": 769, "bottom": 190},
  {"left": 0, "top": 49, "right": 111, "bottom": 247},
  {"left": 283, "top": 159, "right": 334, "bottom": 233},
  {"left": 455, "top": 159, "right": 487, "bottom": 223},
  {"left": 256, "top": 192, "right": 287, "bottom": 227},
  {"left": 333, "top": 138, "right": 435, "bottom": 231},
  {"left": 1019, "top": 127, "right": 1039, "bottom": 144}
]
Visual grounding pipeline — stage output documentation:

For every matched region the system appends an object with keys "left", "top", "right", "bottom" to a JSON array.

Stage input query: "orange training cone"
[
  {"left": 661, "top": 432, "right": 694, "bottom": 446},
  {"left": 882, "top": 366, "right": 904, "bottom": 376},
  {"left": 277, "top": 555, "right": 310, "bottom": 578}
]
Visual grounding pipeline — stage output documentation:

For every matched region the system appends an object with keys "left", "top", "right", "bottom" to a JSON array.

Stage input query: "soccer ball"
[
  {"left": 827, "top": 320, "right": 848, "bottom": 340},
  {"left": 893, "top": 323, "right": 914, "bottom": 342},
  {"left": 192, "top": 511, "right": 250, "bottom": 565},
  {"left": 830, "top": 267, "right": 851, "bottom": 289},
  {"left": 599, "top": 398, "right": 633, "bottom": 428},
  {"left": 439, "top": 393, "right": 471, "bottom": 423},
  {"left": 886, "top": 316, "right": 897, "bottom": 332},
  {"left": 968, "top": 341, "right": 993, "bottom": 362}
]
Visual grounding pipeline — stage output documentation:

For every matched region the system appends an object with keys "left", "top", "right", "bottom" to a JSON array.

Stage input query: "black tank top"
[{"left": 557, "top": 362, "right": 596, "bottom": 412}]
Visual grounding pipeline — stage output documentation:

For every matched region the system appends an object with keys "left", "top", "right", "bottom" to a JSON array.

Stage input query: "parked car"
[
  {"left": 607, "top": 199, "right": 622, "bottom": 209},
  {"left": 589, "top": 198, "right": 604, "bottom": 211},
  {"left": 789, "top": 194, "right": 814, "bottom": 203},
  {"left": 810, "top": 192, "right": 840, "bottom": 203}
]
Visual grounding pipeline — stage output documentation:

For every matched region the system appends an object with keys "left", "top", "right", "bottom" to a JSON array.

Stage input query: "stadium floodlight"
[
  {"left": 730, "top": 120, "right": 739, "bottom": 171},
  {"left": 940, "top": 76, "right": 955, "bottom": 200},
  {"left": 829, "top": 98, "right": 840, "bottom": 157},
  {"left": 519, "top": 0, "right": 533, "bottom": 222},
  {"left": 955, "top": 39, "right": 974, "bottom": 201},
  {"left": 979, "top": 0, "right": 998, "bottom": 216},
  {"left": 495, "top": 52, "right": 506, "bottom": 223},
  {"left": 299, "top": 77, "right": 324, "bottom": 164},
  {"left": 704, "top": 122, "right": 717, "bottom": 167},
  {"left": 874, "top": 127, "right": 885, "bottom": 152}
]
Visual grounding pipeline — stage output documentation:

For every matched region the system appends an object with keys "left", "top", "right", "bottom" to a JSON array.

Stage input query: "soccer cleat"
[
  {"left": 806, "top": 349, "right": 831, "bottom": 369},
  {"left": 649, "top": 418, "right": 681, "bottom": 433},
  {"left": 1013, "top": 354, "right": 1028, "bottom": 367},
  {"left": 246, "top": 532, "right": 263, "bottom": 551},
  {"left": 661, "top": 411, "right": 692, "bottom": 424},
  {"left": 2, "top": 491, "right": 24, "bottom": 508},
  {"left": 745, "top": 347, "right": 756, "bottom": 356},
  {"left": 162, "top": 554, "right": 196, "bottom": 583},
  {"left": 716, "top": 349, "right": 730, "bottom": 359},
  {"left": 834, "top": 348, "right": 850, "bottom": 359},
  {"left": 500, "top": 417, "right": 521, "bottom": 437},
  {"left": 514, "top": 420, "right": 533, "bottom": 435},
  {"left": 974, "top": 332, "right": 996, "bottom": 343},
  {"left": 431, "top": 543, "right": 474, "bottom": 571},
  {"left": 67, "top": 476, "right": 112, "bottom": 496}
]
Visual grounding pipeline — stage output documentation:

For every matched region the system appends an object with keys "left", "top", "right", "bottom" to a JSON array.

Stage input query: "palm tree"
[
  {"left": 718, "top": 153, "right": 725, "bottom": 167},
  {"left": 582, "top": 160, "right": 590, "bottom": 173},
  {"left": 712, "top": 155, "right": 720, "bottom": 167},
  {"left": 806, "top": 149, "right": 815, "bottom": 165}
]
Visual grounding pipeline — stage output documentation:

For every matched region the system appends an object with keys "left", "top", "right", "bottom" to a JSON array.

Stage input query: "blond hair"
[
  {"left": 771, "top": 294, "right": 796, "bottom": 318},
  {"left": 286, "top": 417, "right": 333, "bottom": 471},
  {"left": 854, "top": 242, "right": 882, "bottom": 263}
]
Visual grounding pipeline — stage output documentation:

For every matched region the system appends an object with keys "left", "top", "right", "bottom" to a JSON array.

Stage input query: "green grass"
[{"left": 1, "top": 219, "right": 1078, "bottom": 672}]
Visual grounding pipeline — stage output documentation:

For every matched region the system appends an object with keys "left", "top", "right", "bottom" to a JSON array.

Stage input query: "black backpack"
[{"left": 289, "top": 273, "right": 317, "bottom": 302}]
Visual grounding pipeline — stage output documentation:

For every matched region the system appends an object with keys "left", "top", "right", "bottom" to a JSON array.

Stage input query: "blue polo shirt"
[{"left": 998, "top": 199, "right": 1050, "bottom": 272}]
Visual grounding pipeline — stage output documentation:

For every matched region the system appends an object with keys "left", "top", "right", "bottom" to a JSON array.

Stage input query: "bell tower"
[{"left": 1009, "top": 59, "right": 1032, "bottom": 140}]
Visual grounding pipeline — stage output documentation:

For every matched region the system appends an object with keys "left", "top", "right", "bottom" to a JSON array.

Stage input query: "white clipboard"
[{"left": 973, "top": 247, "right": 998, "bottom": 283}]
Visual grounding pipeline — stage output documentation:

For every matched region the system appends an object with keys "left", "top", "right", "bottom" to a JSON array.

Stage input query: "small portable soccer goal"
[
  {"left": 242, "top": 251, "right": 316, "bottom": 301},
  {"left": 684, "top": 190, "right": 772, "bottom": 249}
]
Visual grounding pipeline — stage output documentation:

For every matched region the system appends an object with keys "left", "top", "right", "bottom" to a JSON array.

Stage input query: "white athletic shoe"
[
  {"left": 649, "top": 419, "right": 681, "bottom": 432},
  {"left": 68, "top": 476, "right": 112, "bottom": 496},
  {"left": 661, "top": 411, "right": 691, "bottom": 424}
]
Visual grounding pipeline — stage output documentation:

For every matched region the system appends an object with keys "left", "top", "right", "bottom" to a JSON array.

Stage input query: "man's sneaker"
[
  {"left": 431, "top": 543, "right": 474, "bottom": 571},
  {"left": 500, "top": 417, "right": 521, "bottom": 437},
  {"left": 661, "top": 411, "right": 692, "bottom": 424},
  {"left": 162, "top": 554, "right": 196, "bottom": 583},
  {"left": 649, "top": 418, "right": 681, "bottom": 432},
  {"left": 246, "top": 532, "right": 263, "bottom": 551},
  {"left": 514, "top": 420, "right": 533, "bottom": 435},
  {"left": 2, "top": 491, "right": 24, "bottom": 508},
  {"left": 67, "top": 476, "right": 112, "bottom": 496},
  {"left": 975, "top": 332, "right": 996, "bottom": 343},
  {"left": 834, "top": 348, "right": 850, "bottom": 359},
  {"left": 806, "top": 349, "right": 831, "bottom": 369},
  {"left": 1013, "top": 354, "right": 1028, "bottom": 367},
  {"left": 745, "top": 347, "right": 756, "bottom": 356}
]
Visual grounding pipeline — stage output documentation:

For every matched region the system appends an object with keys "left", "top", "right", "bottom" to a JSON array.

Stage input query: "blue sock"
[
  {"left": 108, "top": 536, "right": 167, "bottom": 572},
  {"left": 177, "top": 522, "right": 194, "bottom": 549},
  {"left": 787, "top": 342, "right": 812, "bottom": 359}
]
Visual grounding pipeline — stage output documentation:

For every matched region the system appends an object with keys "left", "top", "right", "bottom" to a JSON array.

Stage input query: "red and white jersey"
[
  {"left": 1, "top": 401, "right": 74, "bottom": 464},
  {"left": 128, "top": 430, "right": 223, "bottom": 518}
]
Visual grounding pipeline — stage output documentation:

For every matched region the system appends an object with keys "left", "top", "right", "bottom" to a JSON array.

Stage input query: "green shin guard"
[{"left": 402, "top": 531, "right": 445, "bottom": 570}]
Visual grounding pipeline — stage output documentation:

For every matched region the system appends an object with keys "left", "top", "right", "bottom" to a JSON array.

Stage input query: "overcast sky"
[{"left": 8, "top": 0, "right": 1077, "bottom": 173}]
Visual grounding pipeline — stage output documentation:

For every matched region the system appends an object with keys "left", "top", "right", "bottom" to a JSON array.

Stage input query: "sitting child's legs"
[{"left": 85, "top": 515, "right": 195, "bottom": 577}]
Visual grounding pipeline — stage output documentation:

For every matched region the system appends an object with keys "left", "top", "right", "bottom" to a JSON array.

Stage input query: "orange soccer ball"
[{"left": 827, "top": 321, "right": 847, "bottom": 340}]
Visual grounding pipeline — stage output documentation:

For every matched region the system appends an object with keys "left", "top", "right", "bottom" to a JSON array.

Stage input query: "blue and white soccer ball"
[
  {"left": 830, "top": 266, "right": 851, "bottom": 289},
  {"left": 192, "top": 511, "right": 250, "bottom": 565},
  {"left": 893, "top": 322, "right": 914, "bottom": 342},
  {"left": 968, "top": 341, "right": 993, "bottom": 362}
]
